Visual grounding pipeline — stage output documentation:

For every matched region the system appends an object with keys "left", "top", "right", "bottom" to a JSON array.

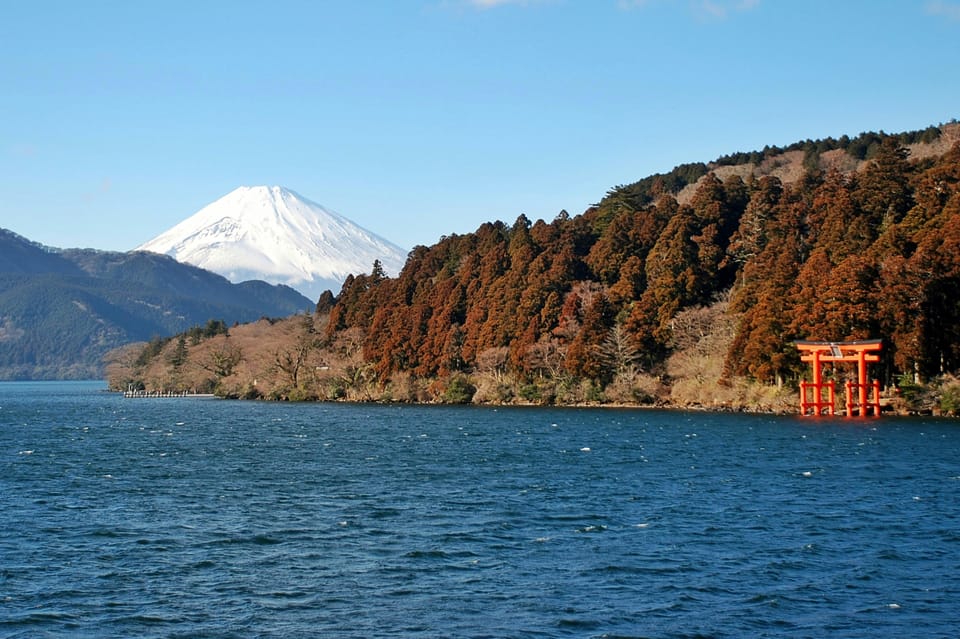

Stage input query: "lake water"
[{"left": 1, "top": 381, "right": 958, "bottom": 638}]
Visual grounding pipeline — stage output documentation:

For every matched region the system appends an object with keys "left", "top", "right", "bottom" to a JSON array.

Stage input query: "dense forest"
[{"left": 108, "top": 123, "right": 960, "bottom": 413}]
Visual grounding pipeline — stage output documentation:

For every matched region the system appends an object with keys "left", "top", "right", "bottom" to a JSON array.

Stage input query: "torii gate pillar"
[{"left": 794, "top": 340, "right": 882, "bottom": 417}]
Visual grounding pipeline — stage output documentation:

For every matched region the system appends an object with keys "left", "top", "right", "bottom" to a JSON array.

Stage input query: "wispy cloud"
[
  {"left": 434, "top": 0, "right": 550, "bottom": 16},
  {"left": 82, "top": 178, "right": 113, "bottom": 204},
  {"left": 618, "top": 0, "right": 761, "bottom": 20},
  {"left": 617, "top": 0, "right": 658, "bottom": 9},
  {"left": 697, "top": 0, "right": 760, "bottom": 19},
  {"left": 926, "top": 0, "right": 960, "bottom": 21},
  {"left": 466, "top": 0, "right": 544, "bottom": 9},
  {"left": 466, "top": 0, "right": 763, "bottom": 15},
  {"left": 8, "top": 144, "right": 38, "bottom": 158}
]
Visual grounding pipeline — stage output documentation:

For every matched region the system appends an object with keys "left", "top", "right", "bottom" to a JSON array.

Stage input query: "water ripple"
[{"left": 1, "top": 383, "right": 958, "bottom": 637}]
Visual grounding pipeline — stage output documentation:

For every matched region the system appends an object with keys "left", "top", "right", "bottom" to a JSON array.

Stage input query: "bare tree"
[
  {"left": 600, "top": 325, "right": 640, "bottom": 376},
  {"left": 524, "top": 339, "right": 567, "bottom": 379},
  {"left": 275, "top": 342, "right": 310, "bottom": 388},
  {"left": 476, "top": 347, "right": 510, "bottom": 381},
  {"left": 198, "top": 340, "right": 243, "bottom": 378}
]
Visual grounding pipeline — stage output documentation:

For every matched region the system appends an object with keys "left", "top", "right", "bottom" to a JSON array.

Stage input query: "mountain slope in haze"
[
  {"left": 62, "top": 248, "right": 312, "bottom": 314},
  {"left": 137, "top": 186, "right": 409, "bottom": 302},
  {"left": 0, "top": 229, "right": 85, "bottom": 275},
  {"left": 0, "top": 229, "right": 314, "bottom": 380}
]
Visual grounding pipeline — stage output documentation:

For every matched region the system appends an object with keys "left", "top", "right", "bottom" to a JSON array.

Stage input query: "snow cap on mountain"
[{"left": 137, "top": 186, "right": 407, "bottom": 302}]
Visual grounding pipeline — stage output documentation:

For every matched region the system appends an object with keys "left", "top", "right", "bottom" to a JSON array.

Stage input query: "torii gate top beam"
[{"left": 794, "top": 339, "right": 882, "bottom": 363}]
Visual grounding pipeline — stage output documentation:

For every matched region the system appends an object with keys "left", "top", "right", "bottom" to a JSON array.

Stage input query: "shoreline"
[{"left": 113, "top": 391, "right": 950, "bottom": 418}]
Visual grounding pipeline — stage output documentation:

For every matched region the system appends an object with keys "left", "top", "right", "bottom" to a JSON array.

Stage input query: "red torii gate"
[{"left": 794, "top": 339, "right": 882, "bottom": 417}]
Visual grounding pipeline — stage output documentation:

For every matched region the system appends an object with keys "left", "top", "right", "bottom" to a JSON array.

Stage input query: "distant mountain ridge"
[
  {"left": 137, "top": 186, "right": 408, "bottom": 302},
  {"left": 0, "top": 229, "right": 313, "bottom": 380}
]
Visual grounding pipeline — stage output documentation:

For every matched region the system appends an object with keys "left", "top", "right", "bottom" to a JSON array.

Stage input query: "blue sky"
[{"left": 2, "top": 0, "right": 958, "bottom": 252}]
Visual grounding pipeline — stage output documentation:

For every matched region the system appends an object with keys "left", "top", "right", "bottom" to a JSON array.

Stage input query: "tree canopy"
[{"left": 115, "top": 124, "right": 960, "bottom": 408}]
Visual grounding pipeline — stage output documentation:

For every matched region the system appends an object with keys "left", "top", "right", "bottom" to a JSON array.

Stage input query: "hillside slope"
[
  {"left": 0, "top": 230, "right": 313, "bottom": 379},
  {"left": 110, "top": 122, "right": 960, "bottom": 412}
]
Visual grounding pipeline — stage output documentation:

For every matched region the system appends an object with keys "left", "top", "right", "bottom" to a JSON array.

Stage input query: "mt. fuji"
[{"left": 137, "top": 186, "right": 408, "bottom": 302}]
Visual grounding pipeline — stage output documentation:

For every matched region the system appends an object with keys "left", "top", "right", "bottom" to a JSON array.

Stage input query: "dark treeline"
[
  {"left": 606, "top": 123, "right": 948, "bottom": 210},
  {"left": 327, "top": 134, "right": 960, "bottom": 390}
]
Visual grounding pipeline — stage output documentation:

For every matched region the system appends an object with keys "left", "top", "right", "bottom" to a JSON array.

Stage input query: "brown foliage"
[{"left": 116, "top": 130, "right": 960, "bottom": 405}]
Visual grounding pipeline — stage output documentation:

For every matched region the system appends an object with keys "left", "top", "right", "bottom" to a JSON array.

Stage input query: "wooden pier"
[{"left": 122, "top": 389, "right": 215, "bottom": 399}]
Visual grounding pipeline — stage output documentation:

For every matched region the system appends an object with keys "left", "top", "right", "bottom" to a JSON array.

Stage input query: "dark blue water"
[{"left": 1, "top": 381, "right": 958, "bottom": 638}]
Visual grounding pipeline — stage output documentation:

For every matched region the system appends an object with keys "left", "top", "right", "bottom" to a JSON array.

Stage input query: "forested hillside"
[
  {"left": 0, "top": 232, "right": 313, "bottom": 379},
  {"left": 110, "top": 123, "right": 960, "bottom": 412}
]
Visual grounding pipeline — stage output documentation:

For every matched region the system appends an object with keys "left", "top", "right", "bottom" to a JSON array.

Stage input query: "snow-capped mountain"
[{"left": 137, "top": 186, "right": 408, "bottom": 302}]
